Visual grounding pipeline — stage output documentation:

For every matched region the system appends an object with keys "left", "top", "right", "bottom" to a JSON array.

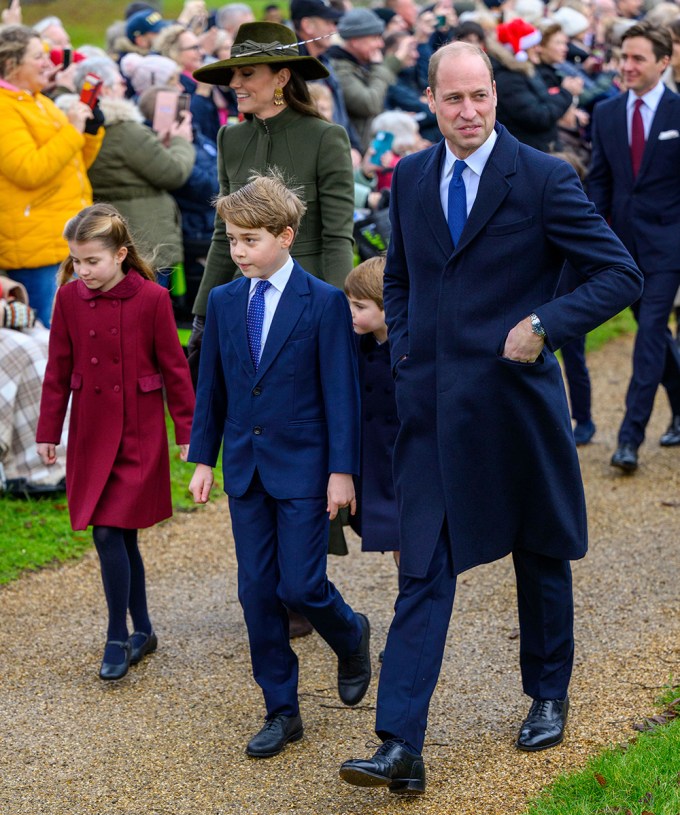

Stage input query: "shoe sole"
[
  {"left": 245, "top": 729, "right": 303, "bottom": 759},
  {"left": 516, "top": 732, "right": 565, "bottom": 752},
  {"left": 610, "top": 459, "right": 637, "bottom": 472},
  {"left": 339, "top": 767, "right": 425, "bottom": 795}
]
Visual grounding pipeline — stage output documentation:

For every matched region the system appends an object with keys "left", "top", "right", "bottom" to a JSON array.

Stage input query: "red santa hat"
[{"left": 496, "top": 18, "right": 542, "bottom": 61}]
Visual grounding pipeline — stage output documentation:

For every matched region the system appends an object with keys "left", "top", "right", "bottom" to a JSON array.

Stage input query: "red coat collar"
[{"left": 76, "top": 269, "right": 146, "bottom": 300}]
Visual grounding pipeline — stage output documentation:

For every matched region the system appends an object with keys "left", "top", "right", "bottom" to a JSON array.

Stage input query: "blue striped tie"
[
  {"left": 247, "top": 280, "right": 271, "bottom": 370},
  {"left": 447, "top": 160, "right": 468, "bottom": 248}
]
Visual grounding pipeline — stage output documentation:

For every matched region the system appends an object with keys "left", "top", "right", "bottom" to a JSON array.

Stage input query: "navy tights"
[{"left": 92, "top": 526, "right": 152, "bottom": 646}]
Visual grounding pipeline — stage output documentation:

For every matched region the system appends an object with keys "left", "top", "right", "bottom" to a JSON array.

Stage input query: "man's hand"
[
  {"left": 502, "top": 316, "right": 544, "bottom": 363},
  {"left": 189, "top": 463, "right": 214, "bottom": 503},
  {"left": 327, "top": 473, "right": 356, "bottom": 520},
  {"left": 179, "top": 444, "right": 190, "bottom": 462}
]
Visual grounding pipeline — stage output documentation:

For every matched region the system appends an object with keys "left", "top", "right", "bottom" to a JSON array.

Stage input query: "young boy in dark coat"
[
  {"left": 188, "top": 173, "right": 371, "bottom": 759},
  {"left": 345, "top": 257, "right": 400, "bottom": 562}
]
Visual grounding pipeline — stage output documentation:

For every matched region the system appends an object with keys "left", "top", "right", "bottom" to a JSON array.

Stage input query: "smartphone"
[
  {"left": 62, "top": 47, "right": 72, "bottom": 69},
  {"left": 436, "top": 14, "right": 446, "bottom": 26},
  {"left": 369, "top": 131, "right": 394, "bottom": 166},
  {"left": 79, "top": 72, "right": 103, "bottom": 109},
  {"left": 152, "top": 90, "right": 180, "bottom": 133},
  {"left": 176, "top": 93, "right": 191, "bottom": 122}
]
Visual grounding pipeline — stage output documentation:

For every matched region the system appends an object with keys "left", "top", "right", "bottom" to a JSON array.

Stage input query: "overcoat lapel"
[
  {"left": 254, "top": 263, "right": 308, "bottom": 382},
  {"left": 225, "top": 278, "right": 254, "bottom": 376},
  {"left": 417, "top": 140, "right": 452, "bottom": 259}
]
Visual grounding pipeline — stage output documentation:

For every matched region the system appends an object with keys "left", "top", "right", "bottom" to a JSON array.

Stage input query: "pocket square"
[{"left": 658, "top": 129, "right": 680, "bottom": 140}]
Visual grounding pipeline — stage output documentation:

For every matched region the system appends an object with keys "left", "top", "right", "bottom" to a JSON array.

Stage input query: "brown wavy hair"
[{"left": 58, "top": 204, "right": 156, "bottom": 286}]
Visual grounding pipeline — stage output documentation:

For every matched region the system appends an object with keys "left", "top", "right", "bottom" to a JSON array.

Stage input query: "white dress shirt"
[
  {"left": 439, "top": 129, "right": 498, "bottom": 220},
  {"left": 247, "top": 257, "right": 294, "bottom": 351},
  {"left": 626, "top": 80, "right": 665, "bottom": 143}
]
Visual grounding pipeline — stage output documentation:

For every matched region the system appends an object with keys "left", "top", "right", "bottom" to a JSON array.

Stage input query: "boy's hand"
[
  {"left": 179, "top": 444, "right": 189, "bottom": 462},
  {"left": 327, "top": 473, "right": 356, "bottom": 520},
  {"left": 189, "top": 463, "right": 214, "bottom": 503},
  {"left": 37, "top": 443, "right": 57, "bottom": 466}
]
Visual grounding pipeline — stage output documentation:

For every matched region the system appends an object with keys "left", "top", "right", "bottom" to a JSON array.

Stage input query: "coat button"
[
  {"left": 89, "top": 330, "right": 96, "bottom": 337},
  {"left": 111, "top": 301, "right": 119, "bottom": 308},
  {"left": 113, "top": 385, "right": 121, "bottom": 393},
  {"left": 94, "top": 386, "right": 101, "bottom": 394},
  {"left": 89, "top": 302, "right": 96, "bottom": 309},
  {"left": 91, "top": 357, "right": 98, "bottom": 365},
  {"left": 252, "top": 387, "right": 262, "bottom": 396},
  {"left": 113, "top": 357, "right": 120, "bottom": 364},
  {"left": 110, "top": 328, "right": 118, "bottom": 335},
  {"left": 253, "top": 426, "right": 262, "bottom": 435}
]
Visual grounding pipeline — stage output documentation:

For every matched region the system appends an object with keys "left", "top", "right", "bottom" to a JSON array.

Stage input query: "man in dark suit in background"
[
  {"left": 589, "top": 22, "right": 680, "bottom": 472},
  {"left": 339, "top": 41, "right": 642, "bottom": 796}
]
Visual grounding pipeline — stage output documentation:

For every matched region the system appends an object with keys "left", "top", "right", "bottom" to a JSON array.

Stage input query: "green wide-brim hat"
[{"left": 193, "top": 22, "right": 329, "bottom": 85}]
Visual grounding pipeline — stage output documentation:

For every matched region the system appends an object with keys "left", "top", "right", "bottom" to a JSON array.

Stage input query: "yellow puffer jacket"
[{"left": 0, "top": 87, "right": 104, "bottom": 270}]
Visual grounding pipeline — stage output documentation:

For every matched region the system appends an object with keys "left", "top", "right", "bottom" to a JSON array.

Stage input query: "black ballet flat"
[
  {"left": 128, "top": 631, "right": 158, "bottom": 665},
  {"left": 99, "top": 640, "right": 131, "bottom": 681}
]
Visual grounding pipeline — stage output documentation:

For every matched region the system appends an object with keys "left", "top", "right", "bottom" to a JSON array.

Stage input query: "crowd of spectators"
[{"left": 0, "top": 0, "right": 679, "bottom": 492}]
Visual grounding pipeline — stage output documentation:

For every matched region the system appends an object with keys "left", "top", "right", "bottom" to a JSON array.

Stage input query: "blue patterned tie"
[
  {"left": 247, "top": 280, "right": 271, "bottom": 371},
  {"left": 447, "top": 159, "right": 468, "bottom": 248}
]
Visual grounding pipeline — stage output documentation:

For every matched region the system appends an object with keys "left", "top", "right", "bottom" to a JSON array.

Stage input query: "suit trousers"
[
  {"left": 375, "top": 522, "right": 574, "bottom": 754},
  {"left": 561, "top": 335, "right": 592, "bottom": 425},
  {"left": 618, "top": 271, "right": 680, "bottom": 447},
  {"left": 229, "top": 470, "right": 361, "bottom": 718}
]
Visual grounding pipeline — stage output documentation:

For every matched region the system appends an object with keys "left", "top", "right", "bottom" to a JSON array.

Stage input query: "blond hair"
[
  {"left": 215, "top": 170, "right": 307, "bottom": 236},
  {"left": 344, "top": 256, "right": 386, "bottom": 309},
  {"left": 59, "top": 204, "right": 156, "bottom": 286}
]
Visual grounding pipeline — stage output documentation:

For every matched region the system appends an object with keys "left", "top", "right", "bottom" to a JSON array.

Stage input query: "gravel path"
[{"left": 2, "top": 333, "right": 680, "bottom": 815}]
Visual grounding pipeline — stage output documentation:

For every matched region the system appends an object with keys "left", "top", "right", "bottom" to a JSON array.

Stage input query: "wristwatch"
[{"left": 530, "top": 313, "right": 546, "bottom": 338}]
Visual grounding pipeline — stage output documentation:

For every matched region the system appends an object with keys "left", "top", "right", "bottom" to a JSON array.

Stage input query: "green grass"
[
  {"left": 525, "top": 695, "right": 680, "bottom": 815},
  {"left": 0, "top": 409, "right": 213, "bottom": 584},
  {"left": 20, "top": 1, "right": 275, "bottom": 49}
]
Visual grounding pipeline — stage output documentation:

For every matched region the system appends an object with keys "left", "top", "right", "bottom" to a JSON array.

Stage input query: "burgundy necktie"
[{"left": 630, "top": 98, "right": 645, "bottom": 178}]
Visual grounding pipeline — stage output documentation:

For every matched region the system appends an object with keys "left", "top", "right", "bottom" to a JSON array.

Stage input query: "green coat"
[
  {"left": 87, "top": 98, "right": 195, "bottom": 271},
  {"left": 192, "top": 107, "right": 355, "bottom": 316}
]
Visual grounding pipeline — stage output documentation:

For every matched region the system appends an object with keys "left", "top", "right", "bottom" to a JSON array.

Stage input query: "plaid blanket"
[{"left": 0, "top": 324, "right": 68, "bottom": 488}]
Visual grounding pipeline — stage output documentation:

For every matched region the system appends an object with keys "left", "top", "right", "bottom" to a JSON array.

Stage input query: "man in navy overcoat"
[
  {"left": 340, "top": 41, "right": 642, "bottom": 796},
  {"left": 588, "top": 22, "right": 680, "bottom": 472}
]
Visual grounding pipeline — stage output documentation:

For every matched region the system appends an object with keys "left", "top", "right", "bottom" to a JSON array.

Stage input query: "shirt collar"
[
  {"left": 249, "top": 256, "right": 294, "bottom": 295},
  {"left": 443, "top": 129, "right": 498, "bottom": 178},
  {"left": 627, "top": 80, "right": 665, "bottom": 113}
]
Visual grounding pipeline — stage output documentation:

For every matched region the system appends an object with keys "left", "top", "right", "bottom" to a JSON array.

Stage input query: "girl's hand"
[
  {"left": 169, "top": 111, "right": 193, "bottom": 143},
  {"left": 37, "top": 443, "right": 57, "bottom": 466},
  {"left": 327, "top": 473, "right": 356, "bottom": 520},
  {"left": 179, "top": 444, "right": 189, "bottom": 462},
  {"left": 189, "top": 463, "right": 214, "bottom": 503}
]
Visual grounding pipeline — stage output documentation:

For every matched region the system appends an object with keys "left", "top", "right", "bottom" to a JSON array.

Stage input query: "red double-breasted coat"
[{"left": 37, "top": 271, "right": 194, "bottom": 530}]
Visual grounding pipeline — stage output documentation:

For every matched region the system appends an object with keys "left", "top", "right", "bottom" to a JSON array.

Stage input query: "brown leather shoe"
[{"left": 287, "top": 608, "right": 313, "bottom": 638}]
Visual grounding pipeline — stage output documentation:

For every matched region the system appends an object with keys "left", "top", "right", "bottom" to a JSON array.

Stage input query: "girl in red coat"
[{"left": 36, "top": 204, "right": 195, "bottom": 681}]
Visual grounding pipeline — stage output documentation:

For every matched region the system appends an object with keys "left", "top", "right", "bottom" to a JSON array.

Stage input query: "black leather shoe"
[
  {"left": 128, "top": 630, "right": 157, "bottom": 665},
  {"left": 516, "top": 697, "right": 569, "bottom": 752},
  {"left": 340, "top": 739, "right": 426, "bottom": 795},
  {"left": 245, "top": 713, "right": 303, "bottom": 758},
  {"left": 610, "top": 444, "right": 638, "bottom": 472},
  {"left": 573, "top": 419, "right": 596, "bottom": 446},
  {"left": 338, "top": 613, "right": 371, "bottom": 706},
  {"left": 287, "top": 608, "right": 313, "bottom": 639},
  {"left": 99, "top": 640, "right": 131, "bottom": 681},
  {"left": 660, "top": 416, "right": 680, "bottom": 446}
]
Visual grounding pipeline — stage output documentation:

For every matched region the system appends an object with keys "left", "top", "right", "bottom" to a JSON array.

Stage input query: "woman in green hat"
[{"left": 187, "top": 21, "right": 355, "bottom": 373}]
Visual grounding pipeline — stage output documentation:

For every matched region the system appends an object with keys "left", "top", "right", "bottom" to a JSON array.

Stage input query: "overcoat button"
[
  {"left": 91, "top": 357, "right": 98, "bottom": 365},
  {"left": 111, "top": 328, "right": 118, "bottom": 335},
  {"left": 113, "top": 357, "right": 120, "bottom": 364},
  {"left": 252, "top": 387, "right": 262, "bottom": 396},
  {"left": 89, "top": 302, "right": 96, "bottom": 309},
  {"left": 253, "top": 426, "right": 262, "bottom": 435},
  {"left": 89, "top": 330, "right": 96, "bottom": 337},
  {"left": 94, "top": 386, "right": 101, "bottom": 394},
  {"left": 113, "top": 385, "right": 121, "bottom": 393},
  {"left": 111, "top": 301, "right": 119, "bottom": 308}
]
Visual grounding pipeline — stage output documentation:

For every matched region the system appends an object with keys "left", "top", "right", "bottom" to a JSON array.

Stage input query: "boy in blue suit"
[{"left": 188, "top": 173, "right": 371, "bottom": 759}]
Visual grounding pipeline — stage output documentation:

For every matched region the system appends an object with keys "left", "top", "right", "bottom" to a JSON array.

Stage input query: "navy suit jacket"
[
  {"left": 588, "top": 87, "right": 680, "bottom": 274},
  {"left": 189, "top": 261, "right": 361, "bottom": 499},
  {"left": 385, "top": 123, "right": 642, "bottom": 577}
]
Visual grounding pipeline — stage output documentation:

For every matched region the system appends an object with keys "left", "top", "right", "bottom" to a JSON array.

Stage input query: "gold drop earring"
[{"left": 273, "top": 87, "right": 284, "bottom": 106}]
